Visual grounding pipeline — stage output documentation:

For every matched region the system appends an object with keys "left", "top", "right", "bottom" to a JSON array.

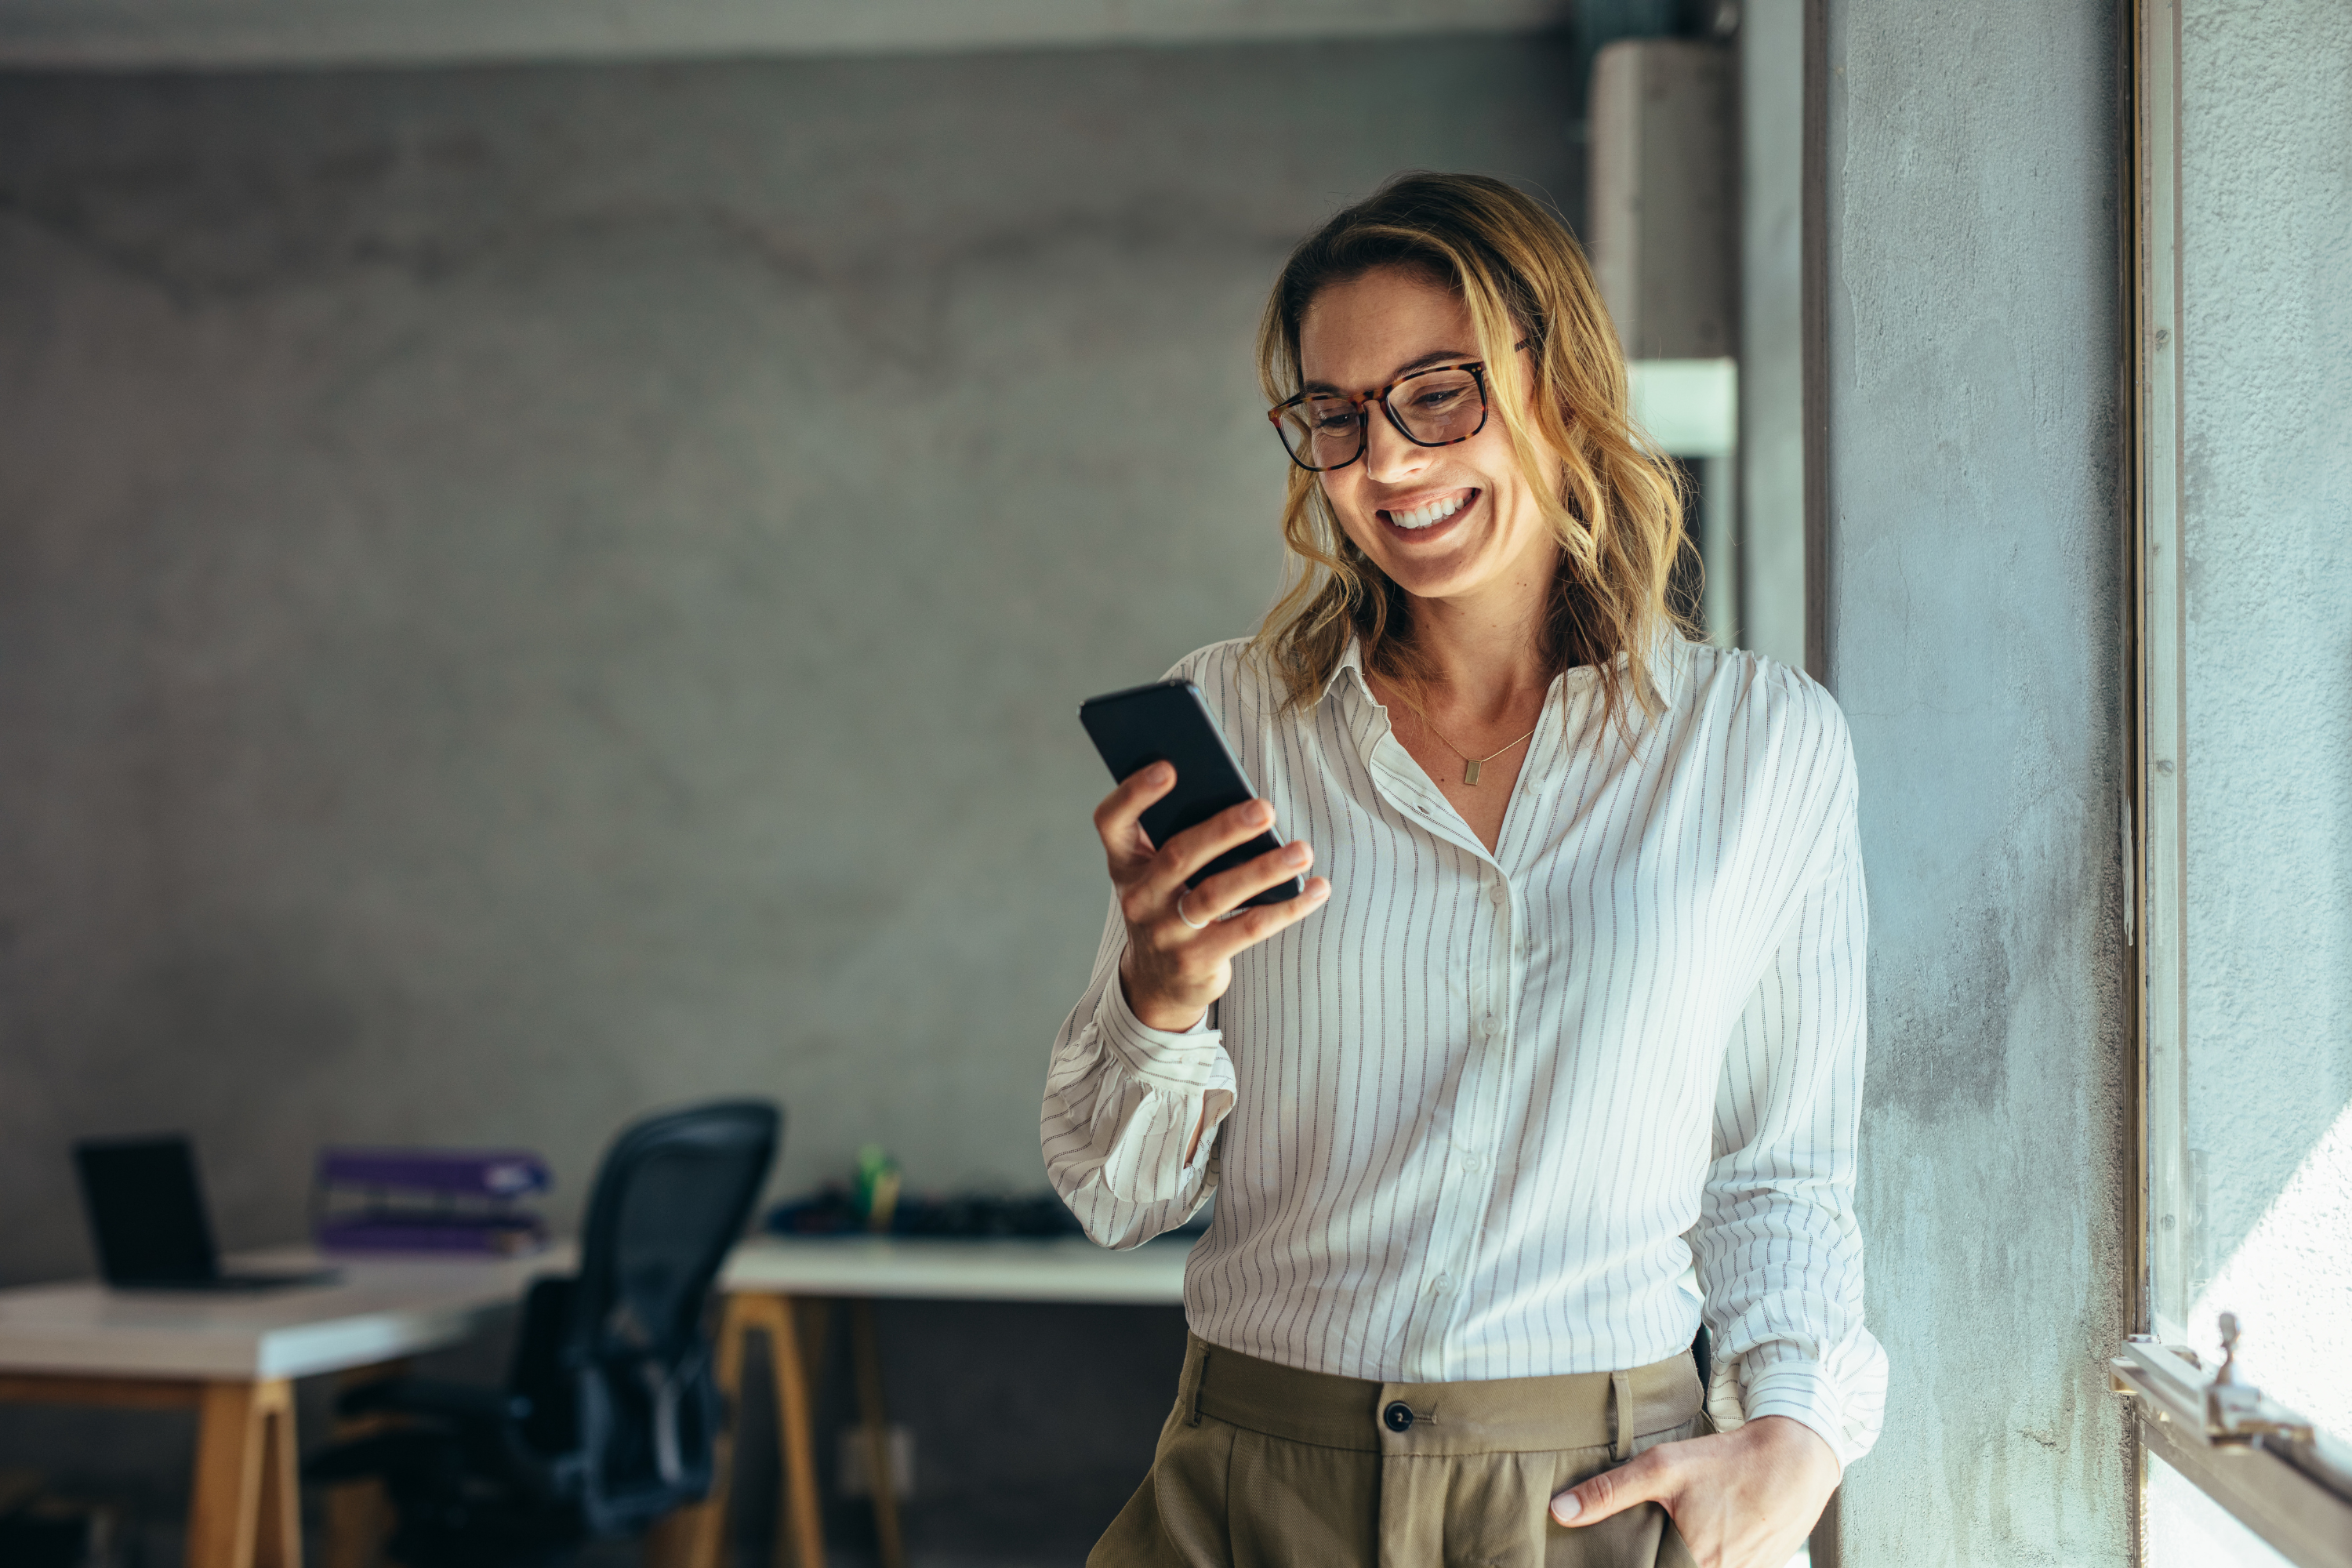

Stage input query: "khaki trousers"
[{"left": 1091, "top": 1336, "right": 1705, "bottom": 1568}]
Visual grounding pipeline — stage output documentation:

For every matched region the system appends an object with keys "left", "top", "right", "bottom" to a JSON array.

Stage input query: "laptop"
[{"left": 73, "top": 1135, "right": 339, "bottom": 1292}]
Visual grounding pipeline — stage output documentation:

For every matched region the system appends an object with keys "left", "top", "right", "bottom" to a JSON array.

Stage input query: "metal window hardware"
[
  {"left": 2209, "top": 1313, "right": 2321, "bottom": 1447},
  {"left": 2111, "top": 1315, "right": 2318, "bottom": 1449},
  {"left": 2112, "top": 1314, "right": 2352, "bottom": 1567}
]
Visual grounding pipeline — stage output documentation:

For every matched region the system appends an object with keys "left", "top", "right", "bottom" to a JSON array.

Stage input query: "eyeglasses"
[{"left": 1266, "top": 357, "right": 1499, "bottom": 474}]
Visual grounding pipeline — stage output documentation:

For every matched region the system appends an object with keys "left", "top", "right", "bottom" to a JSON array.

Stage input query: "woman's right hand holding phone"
[{"left": 1094, "top": 762, "right": 1332, "bottom": 1033}]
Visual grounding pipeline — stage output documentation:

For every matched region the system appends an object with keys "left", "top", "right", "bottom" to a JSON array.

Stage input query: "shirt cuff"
[
  {"left": 1097, "top": 971, "right": 1227, "bottom": 1096},
  {"left": 1737, "top": 1352, "right": 1853, "bottom": 1469}
]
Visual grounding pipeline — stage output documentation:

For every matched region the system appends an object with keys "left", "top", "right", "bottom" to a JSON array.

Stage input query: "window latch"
[
  {"left": 2204, "top": 1312, "right": 2318, "bottom": 1446},
  {"left": 2111, "top": 1313, "right": 2314, "bottom": 1447}
]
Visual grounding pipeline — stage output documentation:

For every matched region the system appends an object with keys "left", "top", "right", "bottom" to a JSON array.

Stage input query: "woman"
[{"left": 1043, "top": 173, "right": 1882, "bottom": 1568}]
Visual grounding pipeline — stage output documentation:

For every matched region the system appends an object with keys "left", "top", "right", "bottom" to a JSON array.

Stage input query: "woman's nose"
[{"left": 1361, "top": 411, "right": 1429, "bottom": 483}]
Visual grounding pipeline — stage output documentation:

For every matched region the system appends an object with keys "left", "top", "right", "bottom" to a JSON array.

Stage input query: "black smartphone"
[{"left": 1079, "top": 679, "right": 1304, "bottom": 909}]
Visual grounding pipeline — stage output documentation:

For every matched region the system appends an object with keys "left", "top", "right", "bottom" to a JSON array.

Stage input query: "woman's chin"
[{"left": 1366, "top": 540, "right": 1497, "bottom": 603}]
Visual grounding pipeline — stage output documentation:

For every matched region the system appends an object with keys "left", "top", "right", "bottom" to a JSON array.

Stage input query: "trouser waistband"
[{"left": 1181, "top": 1334, "right": 1703, "bottom": 1460}]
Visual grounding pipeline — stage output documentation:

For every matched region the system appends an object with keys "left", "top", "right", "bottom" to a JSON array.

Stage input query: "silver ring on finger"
[{"left": 1175, "top": 890, "right": 1212, "bottom": 930}]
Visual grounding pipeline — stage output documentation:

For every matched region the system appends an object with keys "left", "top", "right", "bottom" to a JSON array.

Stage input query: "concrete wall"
[
  {"left": 1737, "top": 0, "right": 1803, "bottom": 673},
  {"left": 0, "top": 0, "right": 1582, "bottom": 71},
  {"left": 2174, "top": 0, "right": 2352, "bottom": 1438},
  {"left": 0, "top": 37, "right": 1581, "bottom": 1275},
  {"left": 1821, "top": 0, "right": 2132, "bottom": 1563},
  {"left": 0, "top": 35, "right": 1581, "bottom": 1553}
]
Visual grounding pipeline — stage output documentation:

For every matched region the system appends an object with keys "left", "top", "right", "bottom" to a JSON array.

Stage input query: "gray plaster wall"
[
  {"left": 0, "top": 39, "right": 1581, "bottom": 1279},
  {"left": 0, "top": 40, "right": 1581, "bottom": 1552},
  {"left": 1821, "top": 0, "right": 2132, "bottom": 1563},
  {"left": 2173, "top": 0, "right": 2352, "bottom": 1432},
  {"left": 1736, "top": 0, "right": 1803, "bottom": 674}
]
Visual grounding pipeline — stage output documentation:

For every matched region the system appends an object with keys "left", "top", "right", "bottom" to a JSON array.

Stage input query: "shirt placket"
[
  {"left": 1346, "top": 682, "right": 1530, "bottom": 1381},
  {"left": 1410, "top": 862, "right": 1519, "bottom": 1377}
]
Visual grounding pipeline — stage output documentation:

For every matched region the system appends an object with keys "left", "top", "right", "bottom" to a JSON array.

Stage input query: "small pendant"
[{"left": 1463, "top": 759, "right": 1483, "bottom": 786}]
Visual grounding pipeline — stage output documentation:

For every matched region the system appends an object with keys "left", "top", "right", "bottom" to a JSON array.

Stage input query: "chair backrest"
[{"left": 562, "top": 1098, "right": 779, "bottom": 1533}]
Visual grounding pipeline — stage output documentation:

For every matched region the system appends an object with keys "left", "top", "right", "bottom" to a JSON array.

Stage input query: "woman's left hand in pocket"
[{"left": 1548, "top": 1414, "right": 1840, "bottom": 1568}]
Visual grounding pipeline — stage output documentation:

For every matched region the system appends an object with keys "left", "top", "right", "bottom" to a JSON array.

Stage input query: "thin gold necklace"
[
  {"left": 1419, "top": 714, "right": 1539, "bottom": 786},
  {"left": 1373, "top": 671, "right": 1542, "bottom": 786}
]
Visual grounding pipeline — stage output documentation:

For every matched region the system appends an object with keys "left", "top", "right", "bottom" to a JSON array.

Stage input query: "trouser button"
[{"left": 1382, "top": 1400, "right": 1414, "bottom": 1432}]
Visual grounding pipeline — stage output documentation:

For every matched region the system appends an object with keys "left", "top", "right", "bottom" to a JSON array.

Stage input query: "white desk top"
[
  {"left": 0, "top": 1234, "right": 1188, "bottom": 1382},
  {"left": 720, "top": 1234, "right": 1192, "bottom": 1305},
  {"left": 0, "top": 1244, "right": 572, "bottom": 1383}
]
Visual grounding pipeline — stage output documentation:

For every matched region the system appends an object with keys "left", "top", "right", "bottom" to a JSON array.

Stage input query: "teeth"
[{"left": 1391, "top": 494, "right": 1465, "bottom": 530}]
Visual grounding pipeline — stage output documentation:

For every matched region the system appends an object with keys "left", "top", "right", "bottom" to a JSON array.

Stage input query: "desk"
[
  {"left": 0, "top": 1244, "right": 564, "bottom": 1568},
  {"left": 673, "top": 1235, "right": 1192, "bottom": 1568}
]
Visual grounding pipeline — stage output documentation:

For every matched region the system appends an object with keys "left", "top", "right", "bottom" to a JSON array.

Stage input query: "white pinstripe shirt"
[{"left": 1043, "top": 634, "right": 1886, "bottom": 1465}]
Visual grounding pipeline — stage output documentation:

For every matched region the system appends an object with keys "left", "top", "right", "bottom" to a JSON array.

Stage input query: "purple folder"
[
  {"left": 317, "top": 1147, "right": 551, "bottom": 1198},
  {"left": 314, "top": 1146, "right": 553, "bottom": 1256}
]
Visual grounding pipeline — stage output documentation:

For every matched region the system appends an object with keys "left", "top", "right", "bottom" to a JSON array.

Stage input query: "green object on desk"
[{"left": 854, "top": 1145, "right": 902, "bottom": 1233}]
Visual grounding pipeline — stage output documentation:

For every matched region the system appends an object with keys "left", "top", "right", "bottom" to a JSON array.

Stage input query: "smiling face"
[{"left": 1298, "top": 266, "right": 1563, "bottom": 615}]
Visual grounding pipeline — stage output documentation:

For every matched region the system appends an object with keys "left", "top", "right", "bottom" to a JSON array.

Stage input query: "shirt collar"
[
  {"left": 1325, "top": 630, "right": 1689, "bottom": 711},
  {"left": 1324, "top": 637, "right": 1374, "bottom": 702},
  {"left": 1636, "top": 630, "right": 1690, "bottom": 709}
]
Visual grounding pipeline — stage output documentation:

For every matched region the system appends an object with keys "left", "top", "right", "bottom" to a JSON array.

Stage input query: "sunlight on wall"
[{"left": 2188, "top": 1098, "right": 2352, "bottom": 1439}]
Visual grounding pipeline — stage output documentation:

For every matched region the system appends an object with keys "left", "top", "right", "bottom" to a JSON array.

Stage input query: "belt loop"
[
  {"left": 1188, "top": 1342, "right": 1210, "bottom": 1427},
  {"left": 1610, "top": 1370, "right": 1635, "bottom": 1461}
]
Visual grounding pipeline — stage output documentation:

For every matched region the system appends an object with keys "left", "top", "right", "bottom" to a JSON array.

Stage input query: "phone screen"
[{"left": 1078, "top": 680, "right": 1303, "bottom": 908}]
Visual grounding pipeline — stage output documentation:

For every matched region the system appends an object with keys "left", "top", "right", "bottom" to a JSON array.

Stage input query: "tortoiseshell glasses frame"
[{"left": 1265, "top": 341, "right": 1531, "bottom": 473}]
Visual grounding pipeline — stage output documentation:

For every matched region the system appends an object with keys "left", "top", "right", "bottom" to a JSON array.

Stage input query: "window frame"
[{"left": 2123, "top": 2, "right": 2352, "bottom": 1561}]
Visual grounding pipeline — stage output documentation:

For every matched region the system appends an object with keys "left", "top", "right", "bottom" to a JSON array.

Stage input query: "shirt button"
[
  {"left": 1433, "top": 1273, "right": 1454, "bottom": 1294},
  {"left": 1383, "top": 1400, "right": 1415, "bottom": 1432},
  {"left": 1488, "top": 884, "right": 1508, "bottom": 906},
  {"left": 1460, "top": 1151, "right": 1486, "bottom": 1174}
]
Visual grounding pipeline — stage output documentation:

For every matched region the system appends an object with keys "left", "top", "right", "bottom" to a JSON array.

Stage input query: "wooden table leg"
[
  {"left": 188, "top": 1377, "right": 302, "bottom": 1568},
  {"left": 764, "top": 1295, "right": 826, "bottom": 1568},
  {"left": 848, "top": 1300, "right": 903, "bottom": 1568},
  {"left": 321, "top": 1360, "right": 409, "bottom": 1568},
  {"left": 654, "top": 1292, "right": 824, "bottom": 1568}
]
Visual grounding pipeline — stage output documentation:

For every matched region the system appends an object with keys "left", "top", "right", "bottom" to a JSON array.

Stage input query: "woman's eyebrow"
[{"left": 1301, "top": 347, "right": 1478, "bottom": 394}]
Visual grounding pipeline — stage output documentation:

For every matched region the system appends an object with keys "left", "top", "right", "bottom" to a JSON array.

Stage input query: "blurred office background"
[
  {"left": 0, "top": 1, "right": 1800, "bottom": 1560},
  {"left": 16, "top": 0, "right": 2345, "bottom": 1563}
]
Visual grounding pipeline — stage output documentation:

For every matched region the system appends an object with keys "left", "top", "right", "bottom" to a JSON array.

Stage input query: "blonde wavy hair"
[{"left": 1252, "top": 172, "right": 1694, "bottom": 727}]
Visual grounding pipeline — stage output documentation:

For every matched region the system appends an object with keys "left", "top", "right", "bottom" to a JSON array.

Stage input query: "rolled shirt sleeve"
[
  {"left": 1694, "top": 735, "right": 1887, "bottom": 1468},
  {"left": 1042, "top": 898, "right": 1235, "bottom": 1249}
]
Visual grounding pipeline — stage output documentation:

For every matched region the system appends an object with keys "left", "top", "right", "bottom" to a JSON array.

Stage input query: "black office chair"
[{"left": 305, "top": 1100, "right": 781, "bottom": 1567}]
